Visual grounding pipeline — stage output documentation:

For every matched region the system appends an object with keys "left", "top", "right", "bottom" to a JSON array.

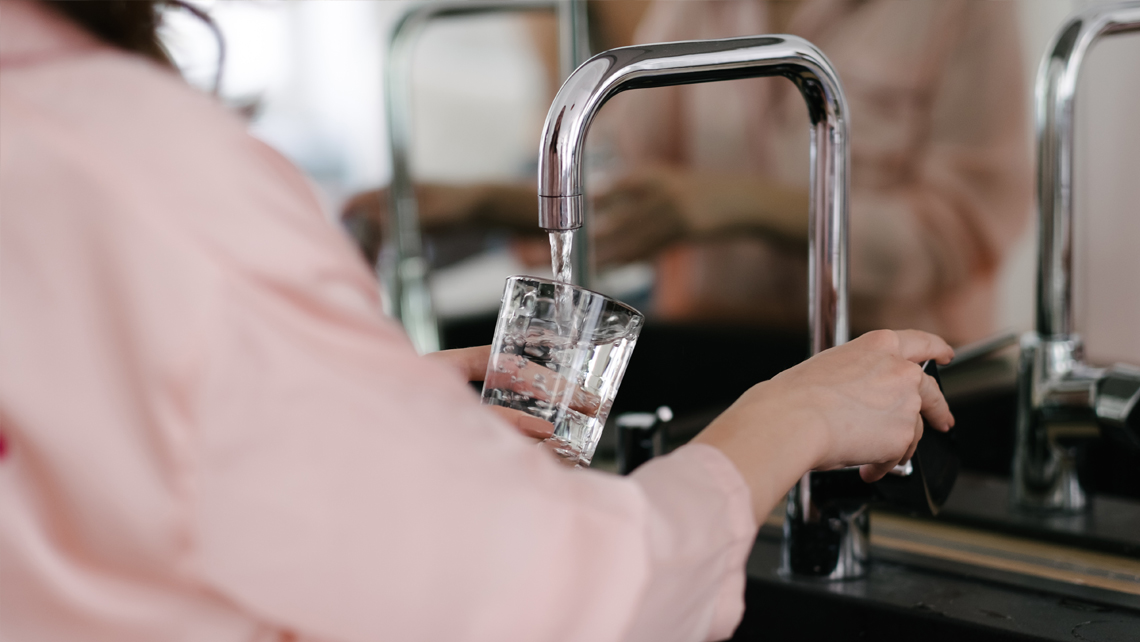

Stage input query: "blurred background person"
[{"left": 343, "top": 0, "right": 1033, "bottom": 348}]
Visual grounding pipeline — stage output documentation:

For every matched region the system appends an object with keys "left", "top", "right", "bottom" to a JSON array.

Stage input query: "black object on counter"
[
  {"left": 1096, "top": 364, "right": 1140, "bottom": 453},
  {"left": 615, "top": 407, "right": 672, "bottom": 475},
  {"left": 873, "top": 359, "right": 960, "bottom": 516}
]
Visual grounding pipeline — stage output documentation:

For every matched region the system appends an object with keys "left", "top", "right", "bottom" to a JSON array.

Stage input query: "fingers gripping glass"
[{"left": 481, "top": 276, "right": 644, "bottom": 467}]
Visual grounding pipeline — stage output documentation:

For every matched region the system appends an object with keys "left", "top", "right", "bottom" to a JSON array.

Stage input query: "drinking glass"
[{"left": 481, "top": 276, "right": 644, "bottom": 467}]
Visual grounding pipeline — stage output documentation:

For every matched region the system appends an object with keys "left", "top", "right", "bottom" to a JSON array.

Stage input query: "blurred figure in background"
[{"left": 345, "top": 0, "right": 1032, "bottom": 346}]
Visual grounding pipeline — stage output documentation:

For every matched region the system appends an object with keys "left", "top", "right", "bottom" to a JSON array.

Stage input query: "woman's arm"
[
  {"left": 340, "top": 182, "right": 542, "bottom": 263},
  {"left": 590, "top": 167, "right": 810, "bottom": 267},
  {"left": 191, "top": 244, "right": 951, "bottom": 642}
]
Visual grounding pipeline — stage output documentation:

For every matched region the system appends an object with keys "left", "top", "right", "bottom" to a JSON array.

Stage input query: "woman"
[{"left": 0, "top": 2, "right": 953, "bottom": 641}]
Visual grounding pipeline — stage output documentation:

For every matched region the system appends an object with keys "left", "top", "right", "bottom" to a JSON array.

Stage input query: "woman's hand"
[
  {"left": 340, "top": 183, "right": 541, "bottom": 263},
  {"left": 591, "top": 167, "right": 812, "bottom": 268},
  {"left": 427, "top": 346, "right": 555, "bottom": 441},
  {"left": 592, "top": 168, "right": 691, "bottom": 267},
  {"left": 692, "top": 329, "right": 954, "bottom": 522},
  {"left": 340, "top": 185, "right": 491, "bottom": 263},
  {"left": 767, "top": 329, "right": 954, "bottom": 480}
]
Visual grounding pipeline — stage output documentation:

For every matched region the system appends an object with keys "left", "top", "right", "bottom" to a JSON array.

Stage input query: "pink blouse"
[{"left": 0, "top": 3, "right": 756, "bottom": 641}]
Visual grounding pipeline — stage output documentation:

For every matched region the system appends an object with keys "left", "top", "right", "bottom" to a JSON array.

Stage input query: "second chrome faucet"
[{"left": 1013, "top": 1, "right": 1140, "bottom": 515}]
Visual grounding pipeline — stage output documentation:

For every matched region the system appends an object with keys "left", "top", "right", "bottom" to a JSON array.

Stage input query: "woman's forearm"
[
  {"left": 591, "top": 168, "right": 811, "bottom": 266},
  {"left": 467, "top": 182, "right": 541, "bottom": 233},
  {"left": 682, "top": 171, "right": 810, "bottom": 244}
]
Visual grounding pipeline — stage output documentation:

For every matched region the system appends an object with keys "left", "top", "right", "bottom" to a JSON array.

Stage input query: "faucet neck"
[{"left": 536, "top": 34, "right": 850, "bottom": 352}]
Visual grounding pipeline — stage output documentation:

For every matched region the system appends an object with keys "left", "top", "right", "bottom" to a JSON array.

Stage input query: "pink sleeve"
[
  {"left": 627, "top": 445, "right": 757, "bottom": 642},
  {"left": 0, "top": 5, "right": 757, "bottom": 638},
  {"left": 190, "top": 254, "right": 756, "bottom": 642}
]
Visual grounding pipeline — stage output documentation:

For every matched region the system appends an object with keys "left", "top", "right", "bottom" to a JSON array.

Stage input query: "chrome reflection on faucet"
[
  {"left": 534, "top": 36, "right": 862, "bottom": 577},
  {"left": 383, "top": 0, "right": 589, "bottom": 354},
  {"left": 1013, "top": 2, "right": 1140, "bottom": 513}
]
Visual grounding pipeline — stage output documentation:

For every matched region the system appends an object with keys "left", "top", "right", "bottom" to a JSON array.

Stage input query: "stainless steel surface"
[
  {"left": 383, "top": 0, "right": 589, "bottom": 353},
  {"left": 782, "top": 497, "right": 870, "bottom": 580},
  {"left": 840, "top": 461, "right": 912, "bottom": 476},
  {"left": 534, "top": 35, "right": 857, "bottom": 577},
  {"left": 1013, "top": 335, "right": 1106, "bottom": 513},
  {"left": 1014, "top": 2, "right": 1140, "bottom": 513},
  {"left": 943, "top": 330, "right": 1019, "bottom": 370},
  {"left": 890, "top": 461, "right": 914, "bottom": 477}
]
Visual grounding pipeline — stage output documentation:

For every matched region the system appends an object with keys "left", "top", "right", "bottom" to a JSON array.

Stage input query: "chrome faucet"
[
  {"left": 536, "top": 35, "right": 849, "bottom": 351},
  {"left": 382, "top": 0, "right": 589, "bottom": 354},
  {"left": 535, "top": 35, "right": 868, "bottom": 578},
  {"left": 1012, "top": 2, "right": 1140, "bottom": 513}
]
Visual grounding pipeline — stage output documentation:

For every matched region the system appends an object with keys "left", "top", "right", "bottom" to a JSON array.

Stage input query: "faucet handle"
[
  {"left": 872, "top": 360, "right": 960, "bottom": 516},
  {"left": 1095, "top": 364, "right": 1140, "bottom": 451}
]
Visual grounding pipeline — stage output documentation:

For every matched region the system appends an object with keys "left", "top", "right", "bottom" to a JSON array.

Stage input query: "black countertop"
[{"left": 732, "top": 525, "right": 1140, "bottom": 642}]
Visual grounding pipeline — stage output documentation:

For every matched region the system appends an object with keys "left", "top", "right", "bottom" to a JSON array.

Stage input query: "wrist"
[
  {"left": 752, "top": 378, "right": 831, "bottom": 473},
  {"left": 693, "top": 381, "right": 826, "bottom": 522}
]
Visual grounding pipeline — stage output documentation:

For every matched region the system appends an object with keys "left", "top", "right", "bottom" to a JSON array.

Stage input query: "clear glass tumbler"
[{"left": 481, "top": 276, "right": 644, "bottom": 467}]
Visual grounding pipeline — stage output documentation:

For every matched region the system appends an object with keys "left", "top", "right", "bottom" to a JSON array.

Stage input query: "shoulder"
[
  {"left": 3, "top": 45, "right": 374, "bottom": 289},
  {"left": 3, "top": 50, "right": 388, "bottom": 358}
]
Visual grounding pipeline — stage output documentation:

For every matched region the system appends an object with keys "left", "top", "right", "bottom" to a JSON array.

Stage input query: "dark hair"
[
  {"left": 42, "top": 0, "right": 226, "bottom": 93},
  {"left": 42, "top": 1, "right": 172, "bottom": 66}
]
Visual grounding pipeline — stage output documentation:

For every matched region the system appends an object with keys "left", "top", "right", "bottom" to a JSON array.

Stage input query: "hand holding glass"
[{"left": 481, "top": 276, "right": 644, "bottom": 467}]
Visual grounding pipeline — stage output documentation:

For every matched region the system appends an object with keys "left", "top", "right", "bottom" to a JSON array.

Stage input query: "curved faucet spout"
[{"left": 536, "top": 34, "right": 849, "bottom": 354}]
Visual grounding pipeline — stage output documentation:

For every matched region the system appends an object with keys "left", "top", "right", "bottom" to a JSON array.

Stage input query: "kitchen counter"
[{"left": 731, "top": 514, "right": 1140, "bottom": 641}]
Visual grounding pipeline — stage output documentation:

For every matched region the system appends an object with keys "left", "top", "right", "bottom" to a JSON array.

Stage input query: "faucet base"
[
  {"left": 1010, "top": 459, "right": 1091, "bottom": 515},
  {"left": 781, "top": 473, "right": 870, "bottom": 580},
  {"left": 1011, "top": 333, "right": 1098, "bottom": 514}
]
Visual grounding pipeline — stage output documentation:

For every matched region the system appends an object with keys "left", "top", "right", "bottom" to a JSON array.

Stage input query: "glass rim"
[{"left": 504, "top": 274, "right": 644, "bottom": 319}]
